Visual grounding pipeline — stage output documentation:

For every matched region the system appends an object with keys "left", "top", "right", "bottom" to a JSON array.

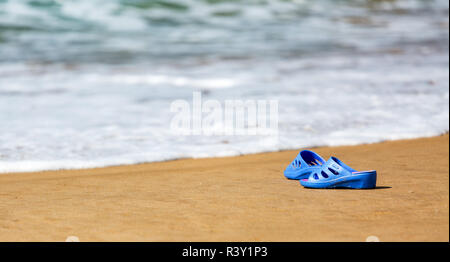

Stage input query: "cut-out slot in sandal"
[{"left": 284, "top": 150, "right": 326, "bottom": 180}]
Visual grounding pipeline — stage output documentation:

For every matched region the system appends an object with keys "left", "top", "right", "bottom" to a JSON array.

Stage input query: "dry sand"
[{"left": 0, "top": 135, "right": 448, "bottom": 242}]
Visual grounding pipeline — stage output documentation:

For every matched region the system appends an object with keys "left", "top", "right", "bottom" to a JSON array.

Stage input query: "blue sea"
[{"left": 0, "top": 0, "right": 448, "bottom": 172}]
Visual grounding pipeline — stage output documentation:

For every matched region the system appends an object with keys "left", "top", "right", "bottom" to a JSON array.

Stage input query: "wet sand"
[{"left": 0, "top": 135, "right": 448, "bottom": 242}]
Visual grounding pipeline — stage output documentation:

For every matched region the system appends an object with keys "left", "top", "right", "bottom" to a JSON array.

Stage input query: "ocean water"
[{"left": 0, "top": 0, "right": 448, "bottom": 173}]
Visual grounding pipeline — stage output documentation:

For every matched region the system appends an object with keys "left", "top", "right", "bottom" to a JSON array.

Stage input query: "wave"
[
  {"left": 0, "top": 0, "right": 448, "bottom": 62},
  {"left": 0, "top": 0, "right": 448, "bottom": 173}
]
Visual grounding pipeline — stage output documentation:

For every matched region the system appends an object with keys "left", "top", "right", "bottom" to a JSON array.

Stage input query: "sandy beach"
[{"left": 0, "top": 134, "right": 448, "bottom": 242}]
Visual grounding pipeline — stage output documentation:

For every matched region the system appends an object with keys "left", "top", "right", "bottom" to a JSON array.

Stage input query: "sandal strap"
[
  {"left": 307, "top": 157, "right": 355, "bottom": 181},
  {"left": 291, "top": 150, "right": 325, "bottom": 169}
]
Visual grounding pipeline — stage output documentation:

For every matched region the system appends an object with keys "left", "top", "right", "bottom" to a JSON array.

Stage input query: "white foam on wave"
[
  {"left": 0, "top": 48, "right": 448, "bottom": 174},
  {"left": 96, "top": 74, "right": 237, "bottom": 89}
]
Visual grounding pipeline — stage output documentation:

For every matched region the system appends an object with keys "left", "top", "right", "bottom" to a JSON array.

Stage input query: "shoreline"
[
  {"left": 2, "top": 132, "right": 448, "bottom": 175},
  {"left": 0, "top": 135, "right": 448, "bottom": 241}
]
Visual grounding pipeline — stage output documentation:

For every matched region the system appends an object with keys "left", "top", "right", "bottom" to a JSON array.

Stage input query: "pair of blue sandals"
[{"left": 284, "top": 150, "right": 377, "bottom": 189}]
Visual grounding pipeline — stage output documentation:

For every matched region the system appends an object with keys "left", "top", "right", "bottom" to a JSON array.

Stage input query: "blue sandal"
[
  {"left": 284, "top": 150, "right": 326, "bottom": 180},
  {"left": 300, "top": 156, "right": 377, "bottom": 189}
]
